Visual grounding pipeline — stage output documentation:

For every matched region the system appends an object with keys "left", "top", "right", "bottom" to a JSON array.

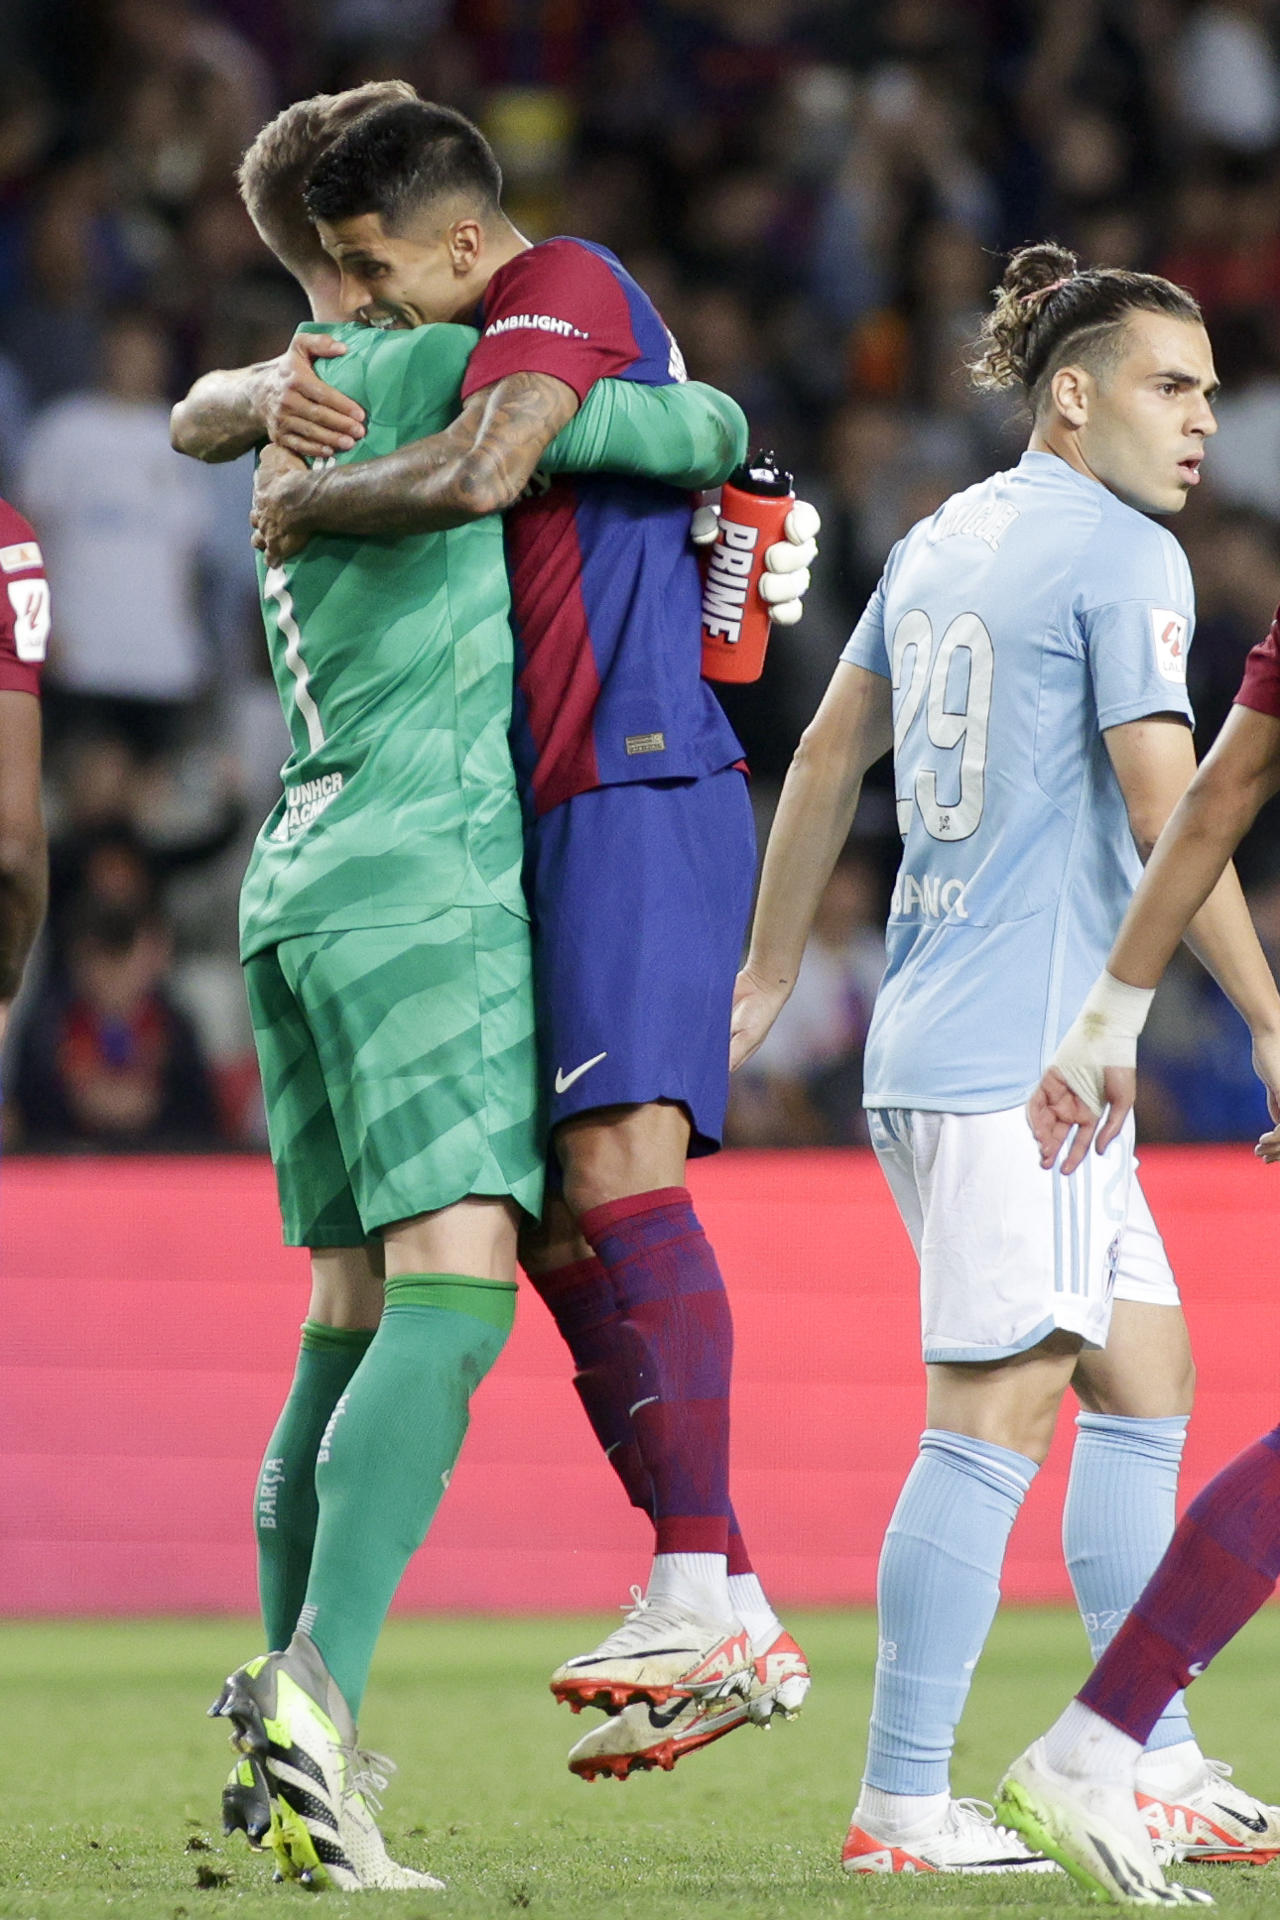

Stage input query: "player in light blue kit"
[{"left": 733, "top": 244, "right": 1280, "bottom": 1878}]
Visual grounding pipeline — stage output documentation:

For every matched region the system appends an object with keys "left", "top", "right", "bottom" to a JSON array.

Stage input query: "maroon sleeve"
[
  {"left": 1235, "top": 612, "right": 1280, "bottom": 721},
  {"left": 460, "top": 239, "right": 643, "bottom": 404},
  {"left": 0, "top": 500, "right": 47, "bottom": 699}
]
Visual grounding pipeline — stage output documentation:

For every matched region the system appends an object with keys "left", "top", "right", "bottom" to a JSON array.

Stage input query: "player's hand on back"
[
  {"left": 252, "top": 445, "right": 313, "bottom": 565},
  {"left": 729, "top": 966, "right": 790, "bottom": 1071},
  {"left": 260, "top": 334, "right": 366, "bottom": 461},
  {"left": 692, "top": 499, "right": 820, "bottom": 627}
]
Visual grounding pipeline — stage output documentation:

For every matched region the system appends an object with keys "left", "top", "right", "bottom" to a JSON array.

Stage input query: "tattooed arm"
[
  {"left": 251, "top": 371, "right": 577, "bottom": 563},
  {"left": 172, "top": 336, "right": 366, "bottom": 464}
]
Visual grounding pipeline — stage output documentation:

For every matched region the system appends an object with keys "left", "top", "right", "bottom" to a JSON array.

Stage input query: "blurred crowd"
[{"left": 4, "top": 0, "right": 1280, "bottom": 1152}]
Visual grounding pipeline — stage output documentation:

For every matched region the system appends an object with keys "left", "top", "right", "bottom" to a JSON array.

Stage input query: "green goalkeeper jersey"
[
  {"left": 239, "top": 320, "right": 748, "bottom": 961},
  {"left": 239, "top": 321, "right": 526, "bottom": 960}
]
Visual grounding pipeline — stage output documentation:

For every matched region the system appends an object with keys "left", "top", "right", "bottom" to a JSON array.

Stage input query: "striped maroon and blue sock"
[
  {"left": 1079, "top": 1426, "right": 1280, "bottom": 1743},
  {"left": 526, "top": 1255, "right": 653, "bottom": 1514},
  {"left": 580, "top": 1186, "right": 733, "bottom": 1558}
]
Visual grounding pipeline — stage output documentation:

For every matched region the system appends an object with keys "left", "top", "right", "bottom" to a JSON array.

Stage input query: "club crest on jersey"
[{"left": 1151, "top": 608, "right": 1188, "bottom": 683}]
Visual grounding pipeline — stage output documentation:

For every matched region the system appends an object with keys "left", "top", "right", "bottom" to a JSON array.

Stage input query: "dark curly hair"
[
  {"left": 971, "top": 242, "right": 1203, "bottom": 414},
  {"left": 304, "top": 99, "right": 503, "bottom": 231}
]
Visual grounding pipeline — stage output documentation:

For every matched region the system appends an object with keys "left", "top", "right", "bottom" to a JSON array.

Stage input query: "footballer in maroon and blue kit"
[
  {"left": 461, "top": 236, "right": 756, "bottom": 1152},
  {"left": 281, "top": 95, "right": 813, "bottom": 1757},
  {"left": 452, "top": 232, "right": 783, "bottom": 1687}
]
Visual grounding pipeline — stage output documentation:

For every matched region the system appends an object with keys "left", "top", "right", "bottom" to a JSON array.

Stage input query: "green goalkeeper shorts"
[{"left": 243, "top": 906, "right": 544, "bottom": 1247}]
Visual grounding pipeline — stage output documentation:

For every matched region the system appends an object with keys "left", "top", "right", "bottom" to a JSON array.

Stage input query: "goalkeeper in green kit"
[{"left": 196, "top": 90, "right": 749, "bottom": 1896}]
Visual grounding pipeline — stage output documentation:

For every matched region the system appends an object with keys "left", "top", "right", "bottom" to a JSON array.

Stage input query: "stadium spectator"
[
  {"left": 13, "top": 899, "right": 224, "bottom": 1150},
  {"left": 1176, "top": 0, "right": 1280, "bottom": 153},
  {"left": 42, "top": 736, "right": 246, "bottom": 983},
  {"left": 19, "top": 310, "right": 213, "bottom": 764}
]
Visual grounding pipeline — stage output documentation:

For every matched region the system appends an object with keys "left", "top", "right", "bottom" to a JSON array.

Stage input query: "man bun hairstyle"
[
  {"left": 303, "top": 99, "right": 503, "bottom": 231},
  {"left": 238, "top": 82, "right": 419, "bottom": 277},
  {"left": 971, "top": 241, "right": 1202, "bottom": 414}
]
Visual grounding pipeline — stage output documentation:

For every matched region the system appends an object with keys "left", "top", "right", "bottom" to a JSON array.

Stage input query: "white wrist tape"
[{"left": 1051, "top": 971, "right": 1155, "bottom": 1116}]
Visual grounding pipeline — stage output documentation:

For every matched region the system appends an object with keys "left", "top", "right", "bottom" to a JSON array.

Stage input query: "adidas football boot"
[
  {"left": 209, "top": 1632, "right": 442, "bottom": 1892},
  {"left": 997, "top": 1740, "right": 1214, "bottom": 1905}
]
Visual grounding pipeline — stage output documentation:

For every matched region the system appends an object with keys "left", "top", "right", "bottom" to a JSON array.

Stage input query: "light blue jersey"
[{"left": 843, "top": 449, "right": 1194, "bottom": 1111}]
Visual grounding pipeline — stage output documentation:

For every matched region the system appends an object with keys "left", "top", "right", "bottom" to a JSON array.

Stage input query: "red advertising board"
[{"left": 2, "top": 1148, "right": 1275, "bottom": 1614}]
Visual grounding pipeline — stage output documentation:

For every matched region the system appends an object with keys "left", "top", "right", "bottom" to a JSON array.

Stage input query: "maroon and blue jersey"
[
  {"left": 1237, "top": 609, "right": 1280, "bottom": 721},
  {"left": 460, "top": 237, "right": 744, "bottom": 816}
]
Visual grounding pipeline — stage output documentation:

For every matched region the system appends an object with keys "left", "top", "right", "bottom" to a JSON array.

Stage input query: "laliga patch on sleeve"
[
  {"left": 1150, "top": 608, "right": 1188, "bottom": 683},
  {"left": 8, "top": 576, "right": 50, "bottom": 661},
  {"left": 0, "top": 540, "right": 42, "bottom": 573}
]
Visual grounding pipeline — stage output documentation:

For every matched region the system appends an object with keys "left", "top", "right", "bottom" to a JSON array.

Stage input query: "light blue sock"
[
  {"left": 1063, "top": 1410, "right": 1191, "bottom": 1753},
  {"left": 863, "top": 1428, "right": 1038, "bottom": 1797}
]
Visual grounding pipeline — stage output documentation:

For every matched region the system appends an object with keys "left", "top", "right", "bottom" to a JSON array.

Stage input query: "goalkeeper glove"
[{"left": 691, "top": 498, "right": 820, "bottom": 625}]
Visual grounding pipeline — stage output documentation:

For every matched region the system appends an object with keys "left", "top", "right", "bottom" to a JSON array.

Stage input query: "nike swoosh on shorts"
[{"left": 554, "top": 1051, "right": 608, "bottom": 1095}]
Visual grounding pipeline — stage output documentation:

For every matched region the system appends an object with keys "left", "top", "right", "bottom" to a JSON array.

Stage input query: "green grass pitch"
[{"left": 4, "top": 1607, "right": 1280, "bottom": 1918}]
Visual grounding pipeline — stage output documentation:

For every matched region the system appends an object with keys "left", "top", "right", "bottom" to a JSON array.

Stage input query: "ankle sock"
[
  {"left": 728, "top": 1571, "right": 782, "bottom": 1645},
  {"left": 1041, "top": 1696, "right": 1144, "bottom": 1783},
  {"left": 645, "top": 1549, "right": 731, "bottom": 1618},
  {"left": 854, "top": 1785, "right": 950, "bottom": 1836}
]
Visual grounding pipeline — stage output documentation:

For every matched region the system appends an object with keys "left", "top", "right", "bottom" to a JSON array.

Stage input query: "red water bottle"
[{"left": 700, "top": 451, "right": 795, "bottom": 684}]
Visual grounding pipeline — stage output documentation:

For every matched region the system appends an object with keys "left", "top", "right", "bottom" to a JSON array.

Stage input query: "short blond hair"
[{"left": 237, "top": 82, "right": 418, "bottom": 280}]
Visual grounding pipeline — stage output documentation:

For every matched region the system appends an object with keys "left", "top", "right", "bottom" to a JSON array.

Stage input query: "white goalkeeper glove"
[
  {"left": 1051, "top": 971, "right": 1155, "bottom": 1115},
  {"left": 691, "top": 499, "right": 821, "bottom": 625}
]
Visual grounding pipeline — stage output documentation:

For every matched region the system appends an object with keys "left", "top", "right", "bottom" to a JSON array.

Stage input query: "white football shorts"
[{"left": 866, "top": 1104, "right": 1179, "bottom": 1364}]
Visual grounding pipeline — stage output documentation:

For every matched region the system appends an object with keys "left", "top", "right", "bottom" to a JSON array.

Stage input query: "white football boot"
[
  {"left": 571, "top": 1635, "right": 809, "bottom": 1781},
  {"left": 549, "top": 1586, "right": 750, "bottom": 1713},
  {"left": 997, "top": 1738, "right": 1214, "bottom": 1905},
  {"left": 1137, "top": 1753, "right": 1280, "bottom": 1865},
  {"left": 567, "top": 1627, "right": 810, "bottom": 1779},
  {"left": 842, "top": 1793, "right": 1059, "bottom": 1875}
]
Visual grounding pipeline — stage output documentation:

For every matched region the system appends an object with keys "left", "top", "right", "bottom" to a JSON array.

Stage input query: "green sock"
[
  {"left": 298, "top": 1272, "right": 517, "bottom": 1718},
  {"left": 254, "top": 1320, "right": 374, "bottom": 1652}
]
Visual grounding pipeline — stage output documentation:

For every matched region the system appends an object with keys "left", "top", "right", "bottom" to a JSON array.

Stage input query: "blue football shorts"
[{"left": 524, "top": 767, "right": 755, "bottom": 1154}]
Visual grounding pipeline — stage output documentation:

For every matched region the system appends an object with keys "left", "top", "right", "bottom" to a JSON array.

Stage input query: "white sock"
[
  {"left": 1134, "top": 1736, "right": 1205, "bottom": 1793},
  {"left": 645, "top": 1552, "right": 731, "bottom": 1618},
  {"left": 1041, "top": 1698, "right": 1145, "bottom": 1784},
  {"left": 855, "top": 1784, "right": 950, "bottom": 1836},
  {"left": 727, "top": 1571, "right": 781, "bottom": 1645}
]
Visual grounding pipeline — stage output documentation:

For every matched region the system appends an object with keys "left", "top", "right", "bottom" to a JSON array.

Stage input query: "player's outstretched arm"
[
  {"left": 732, "top": 661, "right": 892, "bottom": 1071},
  {"left": 170, "top": 335, "right": 366, "bottom": 463},
  {"left": 539, "top": 379, "right": 748, "bottom": 490},
  {"left": 0, "top": 689, "right": 46, "bottom": 1044},
  {"left": 251, "top": 370, "right": 579, "bottom": 560},
  {"left": 1029, "top": 703, "right": 1280, "bottom": 1172}
]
